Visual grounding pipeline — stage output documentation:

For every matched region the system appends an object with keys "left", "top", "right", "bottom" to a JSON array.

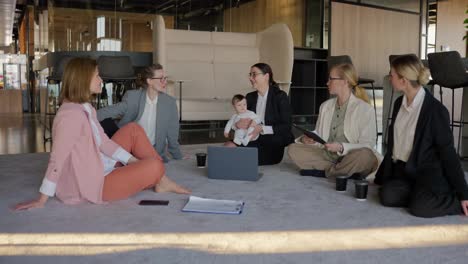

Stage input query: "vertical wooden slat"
[
  {"left": 331, "top": 2, "right": 420, "bottom": 86},
  {"left": 224, "top": 0, "right": 305, "bottom": 47}
]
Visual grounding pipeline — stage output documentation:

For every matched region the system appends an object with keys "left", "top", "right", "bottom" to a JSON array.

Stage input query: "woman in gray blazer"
[{"left": 97, "top": 64, "right": 183, "bottom": 163}]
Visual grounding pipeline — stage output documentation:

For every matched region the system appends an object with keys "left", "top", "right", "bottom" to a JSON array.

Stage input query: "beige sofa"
[{"left": 152, "top": 15, "right": 294, "bottom": 121}]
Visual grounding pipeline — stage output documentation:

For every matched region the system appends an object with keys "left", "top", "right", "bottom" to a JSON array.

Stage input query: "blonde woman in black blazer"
[{"left": 376, "top": 54, "right": 468, "bottom": 218}]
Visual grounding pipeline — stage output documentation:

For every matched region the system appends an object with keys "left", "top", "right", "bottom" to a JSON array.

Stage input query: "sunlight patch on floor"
[{"left": 1, "top": 224, "right": 468, "bottom": 256}]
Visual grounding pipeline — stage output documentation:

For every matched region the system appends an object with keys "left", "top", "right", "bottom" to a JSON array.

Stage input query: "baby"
[{"left": 224, "top": 94, "right": 261, "bottom": 146}]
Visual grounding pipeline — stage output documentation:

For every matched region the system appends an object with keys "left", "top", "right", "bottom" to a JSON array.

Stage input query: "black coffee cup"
[
  {"left": 196, "top": 153, "right": 207, "bottom": 168},
  {"left": 335, "top": 175, "right": 348, "bottom": 192},
  {"left": 355, "top": 180, "right": 369, "bottom": 200}
]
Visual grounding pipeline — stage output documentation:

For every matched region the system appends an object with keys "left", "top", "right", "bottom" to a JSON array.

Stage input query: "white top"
[
  {"left": 256, "top": 90, "right": 273, "bottom": 134},
  {"left": 392, "top": 87, "right": 425, "bottom": 162},
  {"left": 224, "top": 110, "right": 261, "bottom": 134},
  {"left": 83, "top": 104, "right": 132, "bottom": 176},
  {"left": 137, "top": 95, "right": 158, "bottom": 145}
]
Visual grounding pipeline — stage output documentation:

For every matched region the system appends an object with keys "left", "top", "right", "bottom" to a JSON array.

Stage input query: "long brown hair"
[
  {"left": 331, "top": 63, "right": 370, "bottom": 103},
  {"left": 59, "top": 57, "right": 97, "bottom": 104}
]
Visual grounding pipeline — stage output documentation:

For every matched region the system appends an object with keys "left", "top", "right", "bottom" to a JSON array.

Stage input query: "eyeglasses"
[
  {"left": 328, "top": 77, "right": 343, "bottom": 81},
  {"left": 248, "top": 72, "right": 264, "bottom": 78},
  {"left": 150, "top": 76, "right": 168, "bottom": 81}
]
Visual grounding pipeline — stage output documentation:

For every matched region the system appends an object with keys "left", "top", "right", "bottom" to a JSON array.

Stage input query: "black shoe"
[
  {"left": 299, "top": 169, "right": 326, "bottom": 178},
  {"left": 349, "top": 173, "right": 365, "bottom": 180}
]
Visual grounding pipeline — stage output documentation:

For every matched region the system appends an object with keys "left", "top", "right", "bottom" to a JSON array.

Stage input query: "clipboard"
[
  {"left": 292, "top": 124, "right": 327, "bottom": 145},
  {"left": 182, "top": 196, "right": 245, "bottom": 215}
]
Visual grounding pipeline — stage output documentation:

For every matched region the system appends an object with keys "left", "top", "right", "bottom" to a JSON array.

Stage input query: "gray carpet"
[{"left": 1, "top": 145, "right": 468, "bottom": 264}]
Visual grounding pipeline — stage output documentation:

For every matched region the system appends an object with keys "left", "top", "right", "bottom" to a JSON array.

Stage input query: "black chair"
[
  {"left": 43, "top": 56, "right": 74, "bottom": 143},
  {"left": 428, "top": 51, "right": 468, "bottom": 155},
  {"left": 97, "top": 56, "right": 136, "bottom": 108},
  {"left": 327, "top": 55, "right": 378, "bottom": 139}
]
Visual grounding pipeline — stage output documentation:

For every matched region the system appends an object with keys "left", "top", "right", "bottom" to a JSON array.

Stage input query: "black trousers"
[
  {"left": 379, "top": 160, "right": 462, "bottom": 218},
  {"left": 246, "top": 134, "right": 285, "bottom": 166},
  {"left": 100, "top": 118, "right": 120, "bottom": 138}
]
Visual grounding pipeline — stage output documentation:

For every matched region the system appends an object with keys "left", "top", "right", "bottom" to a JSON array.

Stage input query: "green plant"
[{"left": 464, "top": 7, "right": 468, "bottom": 40}]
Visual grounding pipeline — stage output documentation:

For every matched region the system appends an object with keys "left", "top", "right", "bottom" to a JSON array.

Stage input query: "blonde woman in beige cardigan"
[{"left": 288, "top": 63, "right": 381, "bottom": 179}]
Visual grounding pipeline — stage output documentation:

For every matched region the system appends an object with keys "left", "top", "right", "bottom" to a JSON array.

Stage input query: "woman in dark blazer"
[
  {"left": 376, "top": 54, "right": 468, "bottom": 218},
  {"left": 228, "top": 63, "right": 294, "bottom": 165}
]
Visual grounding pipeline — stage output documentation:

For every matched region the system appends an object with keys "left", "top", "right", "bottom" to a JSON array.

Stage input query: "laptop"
[{"left": 207, "top": 146, "right": 262, "bottom": 181}]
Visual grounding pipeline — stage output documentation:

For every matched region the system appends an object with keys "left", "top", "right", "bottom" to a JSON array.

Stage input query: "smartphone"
[{"left": 138, "top": 200, "right": 169, "bottom": 206}]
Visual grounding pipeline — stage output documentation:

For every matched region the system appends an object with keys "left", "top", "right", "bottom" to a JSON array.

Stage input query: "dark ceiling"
[{"left": 37, "top": 0, "right": 252, "bottom": 15}]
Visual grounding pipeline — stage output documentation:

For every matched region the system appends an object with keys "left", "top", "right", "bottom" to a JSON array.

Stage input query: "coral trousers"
[{"left": 102, "top": 123, "right": 165, "bottom": 201}]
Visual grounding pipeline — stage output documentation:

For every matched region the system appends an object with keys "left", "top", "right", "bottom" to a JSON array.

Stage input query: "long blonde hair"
[{"left": 332, "top": 63, "right": 369, "bottom": 104}]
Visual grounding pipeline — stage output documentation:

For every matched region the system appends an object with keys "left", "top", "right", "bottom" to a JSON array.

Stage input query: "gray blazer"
[{"left": 97, "top": 89, "right": 182, "bottom": 162}]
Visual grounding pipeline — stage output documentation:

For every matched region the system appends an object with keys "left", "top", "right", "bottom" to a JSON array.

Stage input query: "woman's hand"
[
  {"left": 248, "top": 124, "right": 263, "bottom": 139},
  {"left": 301, "top": 135, "right": 316, "bottom": 145},
  {"left": 224, "top": 132, "right": 230, "bottom": 138},
  {"left": 461, "top": 200, "right": 468, "bottom": 216},
  {"left": 235, "top": 118, "right": 252, "bottom": 129},
  {"left": 14, "top": 194, "right": 49, "bottom": 211},
  {"left": 325, "top": 142, "right": 343, "bottom": 153}
]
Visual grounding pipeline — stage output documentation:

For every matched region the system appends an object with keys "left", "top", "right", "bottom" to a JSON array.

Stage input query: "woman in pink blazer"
[{"left": 15, "top": 57, "right": 190, "bottom": 210}]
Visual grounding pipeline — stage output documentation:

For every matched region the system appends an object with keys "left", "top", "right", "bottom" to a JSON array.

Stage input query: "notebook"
[
  {"left": 207, "top": 146, "right": 261, "bottom": 181},
  {"left": 182, "top": 196, "right": 245, "bottom": 215}
]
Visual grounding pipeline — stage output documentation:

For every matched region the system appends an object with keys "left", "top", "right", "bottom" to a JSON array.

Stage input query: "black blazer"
[
  {"left": 375, "top": 89, "right": 468, "bottom": 200},
  {"left": 246, "top": 85, "right": 294, "bottom": 147}
]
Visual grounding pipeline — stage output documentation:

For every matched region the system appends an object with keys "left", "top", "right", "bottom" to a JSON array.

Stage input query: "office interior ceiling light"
[{"left": 0, "top": 0, "right": 16, "bottom": 47}]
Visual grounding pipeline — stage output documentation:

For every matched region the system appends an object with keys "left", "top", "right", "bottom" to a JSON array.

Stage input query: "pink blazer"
[{"left": 41, "top": 102, "right": 123, "bottom": 204}]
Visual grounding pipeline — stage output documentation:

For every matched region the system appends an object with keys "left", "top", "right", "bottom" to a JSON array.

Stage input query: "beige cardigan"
[{"left": 298, "top": 93, "right": 382, "bottom": 174}]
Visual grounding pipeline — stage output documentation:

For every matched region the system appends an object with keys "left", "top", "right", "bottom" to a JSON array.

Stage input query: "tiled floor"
[{"left": 0, "top": 113, "right": 51, "bottom": 155}]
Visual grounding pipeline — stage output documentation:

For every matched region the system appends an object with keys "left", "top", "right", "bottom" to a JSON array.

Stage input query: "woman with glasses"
[
  {"left": 97, "top": 64, "right": 184, "bottom": 163},
  {"left": 15, "top": 58, "right": 189, "bottom": 210},
  {"left": 226, "top": 63, "right": 294, "bottom": 165},
  {"left": 288, "top": 63, "right": 380, "bottom": 179},
  {"left": 376, "top": 54, "right": 468, "bottom": 218}
]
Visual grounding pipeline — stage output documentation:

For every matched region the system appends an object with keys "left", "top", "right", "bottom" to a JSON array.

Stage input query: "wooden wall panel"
[
  {"left": 224, "top": 0, "right": 304, "bottom": 47},
  {"left": 331, "top": 2, "right": 420, "bottom": 86},
  {"left": 19, "top": 14, "right": 27, "bottom": 54},
  {"left": 436, "top": 0, "right": 467, "bottom": 56},
  {"left": 130, "top": 22, "right": 153, "bottom": 52},
  {"left": 0, "top": 90, "right": 22, "bottom": 114}
]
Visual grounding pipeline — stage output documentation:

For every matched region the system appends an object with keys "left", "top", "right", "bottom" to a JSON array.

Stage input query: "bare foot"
[{"left": 155, "top": 175, "right": 191, "bottom": 194}]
